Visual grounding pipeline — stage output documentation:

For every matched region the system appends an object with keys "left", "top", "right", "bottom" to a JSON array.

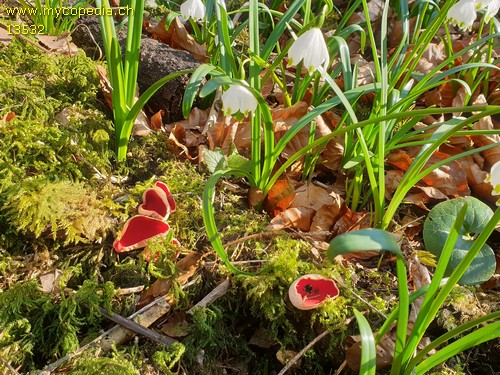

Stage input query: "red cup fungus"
[
  {"left": 288, "top": 274, "right": 339, "bottom": 310},
  {"left": 113, "top": 215, "right": 171, "bottom": 252},
  {"left": 138, "top": 182, "right": 176, "bottom": 220}
]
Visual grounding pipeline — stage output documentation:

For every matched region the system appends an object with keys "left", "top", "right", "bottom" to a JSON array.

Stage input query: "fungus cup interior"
[
  {"left": 155, "top": 181, "right": 176, "bottom": 211},
  {"left": 141, "top": 188, "right": 170, "bottom": 218},
  {"left": 292, "top": 276, "right": 339, "bottom": 308},
  {"left": 113, "top": 216, "right": 170, "bottom": 252}
]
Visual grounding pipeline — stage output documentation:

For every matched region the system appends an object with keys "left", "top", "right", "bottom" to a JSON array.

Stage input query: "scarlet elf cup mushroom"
[
  {"left": 288, "top": 274, "right": 339, "bottom": 310},
  {"left": 113, "top": 181, "right": 177, "bottom": 254},
  {"left": 138, "top": 181, "right": 176, "bottom": 221}
]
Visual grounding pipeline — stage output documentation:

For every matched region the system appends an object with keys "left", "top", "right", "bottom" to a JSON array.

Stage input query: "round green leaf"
[{"left": 423, "top": 197, "right": 496, "bottom": 285}]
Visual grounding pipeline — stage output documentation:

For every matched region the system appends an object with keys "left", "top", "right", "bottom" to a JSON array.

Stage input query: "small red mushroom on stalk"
[
  {"left": 113, "top": 215, "right": 171, "bottom": 252},
  {"left": 138, "top": 181, "right": 176, "bottom": 220},
  {"left": 288, "top": 274, "right": 339, "bottom": 310}
]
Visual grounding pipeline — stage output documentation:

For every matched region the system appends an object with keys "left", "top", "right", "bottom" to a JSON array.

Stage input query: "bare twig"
[
  {"left": 187, "top": 279, "right": 230, "bottom": 315},
  {"left": 37, "top": 279, "right": 198, "bottom": 374},
  {"left": 97, "top": 306, "right": 177, "bottom": 345},
  {"left": 276, "top": 330, "right": 330, "bottom": 375},
  {"left": 0, "top": 354, "right": 21, "bottom": 375},
  {"left": 0, "top": 22, "right": 50, "bottom": 53}
]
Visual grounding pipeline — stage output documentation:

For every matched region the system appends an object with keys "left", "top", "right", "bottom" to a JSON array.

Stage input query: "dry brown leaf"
[
  {"left": 345, "top": 333, "right": 394, "bottom": 371},
  {"left": 249, "top": 327, "right": 277, "bottom": 349},
  {"left": 160, "top": 311, "right": 190, "bottom": 338},
  {"left": 441, "top": 144, "right": 494, "bottom": 202},
  {"left": 168, "top": 125, "right": 199, "bottom": 160},
  {"left": 422, "top": 81, "right": 456, "bottom": 107},
  {"left": 0, "top": 27, "right": 13, "bottom": 46},
  {"left": 265, "top": 207, "right": 315, "bottom": 231},
  {"left": 263, "top": 179, "right": 296, "bottom": 216},
  {"left": 138, "top": 251, "right": 202, "bottom": 308},
  {"left": 36, "top": 33, "right": 78, "bottom": 55},
  {"left": 387, "top": 150, "right": 470, "bottom": 197},
  {"left": 147, "top": 17, "right": 207, "bottom": 62},
  {"left": 472, "top": 115, "right": 500, "bottom": 166},
  {"left": 150, "top": 110, "right": 164, "bottom": 130},
  {"left": 276, "top": 350, "right": 300, "bottom": 367},
  {"left": 332, "top": 208, "right": 371, "bottom": 237},
  {"left": 291, "top": 182, "right": 336, "bottom": 210},
  {"left": 309, "top": 203, "right": 343, "bottom": 241}
]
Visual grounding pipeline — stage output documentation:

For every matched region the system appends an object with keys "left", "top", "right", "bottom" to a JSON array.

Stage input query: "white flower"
[
  {"left": 287, "top": 28, "right": 330, "bottom": 75},
  {"left": 447, "top": 0, "right": 478, "bottom": 30},
  {"left": 180, "top": 0, "right": 205, "bottom": 22},
  {"left": 447, "top": 0, "right": 500, "bottom": 30},
  {"left": 221, "top": 85, "right": 258, "bottom": 117},
  {"left": 485, "top": 161, "right": 500, "bottom": 197},
  {"left": 479, "top": 0, "right": 500, "bottom": 21}
]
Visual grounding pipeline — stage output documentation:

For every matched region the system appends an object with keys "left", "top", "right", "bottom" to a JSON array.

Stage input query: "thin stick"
[
  {"left": 277, "top": 330, "right": 330, "bottom": 375},
  {"left": 187, "top": 279, "right": 230, "bottom": 314},
  {"left": 0, "top": 354, "right": 21, "bottom": 375},
  {"left": 97, "top": 306, "right": 177, "bottom": 345},
  {"left": 37, "top": 279, "right": 197, "bottom": 374},
  {"left": 0, "top": 22, "right": 50, "bottom": 53}
]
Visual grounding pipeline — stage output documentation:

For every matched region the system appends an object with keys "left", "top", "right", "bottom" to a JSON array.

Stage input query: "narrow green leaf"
[
  {"left": 353, "top": 309, "right": 377, "bottom": 375},
  {"left": 415, "top": 321, "right": 500, "bottom": 375}
]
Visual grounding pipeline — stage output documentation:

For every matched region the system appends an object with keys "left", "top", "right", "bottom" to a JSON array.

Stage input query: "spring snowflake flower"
[
  {"left": 447, "top": 0, "right": 500, "bottom": 30},
  {"left": 485, "top": 161, "right": 500, "bottom": 205},
  {"left": 180, "top": 0, "right": 205, "bottom": 22},
  {"left": 287, "top": 28, "right": 330, "bottom": 75},
  {"left": 447, "top": 0, "right": 479, "bottom": 30},
  {"left": 221, "top": 85, "right": 258, "bottom": 117},
  {"left": 480, "top": 0, "right": 500, "bottom": 21}
]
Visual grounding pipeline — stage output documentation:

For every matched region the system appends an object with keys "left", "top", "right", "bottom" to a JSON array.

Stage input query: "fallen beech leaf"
[
  {"left": 263, "top": 179, "right": 296, "bottom": 216},
  {"left": 291, "top": 182, "right": 337, "bottom": 210},
  {"left": 309, "top": 199, "right": 345, "bottom": 240},
  {"left": 39, "top": 269, "right": 63, "bottom": 294},
  {"left": 36, "top": 33, "right": 78, "bottom": 55},
  {"left": 276, "top": 350, "right": 300, "bottom": 367},
  {"left": 387, "top": 150, "right": 470, "bottom": 197},
  {"left": 147, "top": 17, "right": 207, "bottom": 62},
  {"left": 472, "top": 115, "right": 500, "bottom": 166},
  {"left": 249, "top": 327, "right": 277, "bottom": 349},
  {"left": 345, "top": 333, "right": 394, "bottom": 371},
  {"left": 160, "top": 311, "right": 190, "bottom": 338},
  {"left": 150, "top": 110, "right": 164, "bottom": 130},
  {"left": 332, "top": 208, "right": 371, "bottom": 237},
  {"left": 441, "top": 144, "right": 494, "bottom": 202},
  {"left": 138, "top": 251, "right": 202, "bottom": 308},
  {"left": 0, "top": 27, "right": 13, "bottom": 46},
  {"left": 266, "top": 207, "right": 315, "bottom": 231}
]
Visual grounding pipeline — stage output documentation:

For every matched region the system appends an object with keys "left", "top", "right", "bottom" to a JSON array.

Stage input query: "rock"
[{"left": 72, "top": 17, "right": 200, "bottom": 122}]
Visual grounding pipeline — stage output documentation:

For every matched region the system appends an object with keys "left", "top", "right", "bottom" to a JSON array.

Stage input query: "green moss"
[
  {"left": 0, "top": 279, "right": 114, "bottom": 369},
  {"left": 2, "top": 178, "right": 112, "bottom": 245}
]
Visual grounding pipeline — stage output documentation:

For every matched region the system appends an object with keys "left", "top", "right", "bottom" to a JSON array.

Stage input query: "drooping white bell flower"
[
  {"left": 180, "top": 0, "right": 205, "bottom": 22},
  {"left": 287, "top": 28, "right": 330, "bottom": 75},
  {"left": 485, "top": 161, "right": 500, "bottom": 198},
  {"left": 447, "top": 0, "right": 478, "bottom": 30},
  {"left": 479, "top": 0, "right": 500, "bottom": 21},
  {"left": 221, "top": 85, "right": 258, "bottom": 117}
]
